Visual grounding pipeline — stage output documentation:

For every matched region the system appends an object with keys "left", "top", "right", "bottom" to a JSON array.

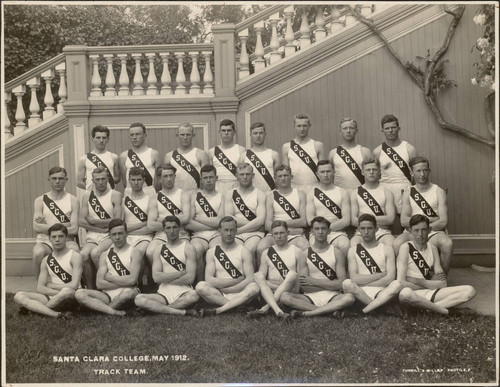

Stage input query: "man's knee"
[
  {"left": 246, "top": 282, "right": 260, "bottom": 297},
  {"left": 253, "top": 272, "right": 265, "bottom": 283},
  {"left": 67, "top": 241, "right": 80, "bottom": 252},
  {"left": 121, "top": 288, "right": 139, "bottom": 300},
  {"left": 342, "top": 293, "right": 356, "bottom": 305},
  {"left": 195, "top": 281, "right": 210, "bottom": 296},
  {"left": 335, "top": 237, "right": 350, "bottom": 252},
  {"left": 185, "top": 289, "right": 200, "bottom": 304},
  {"left": 439, "top": 236, "right": 453, "bottom": 252},
  {"left": 32, "top": 244, "right": 49, "bottom": 261},
  {"left": 75, "top": 289, "right": 90, "bottom": 302},
  {"left": 134, "top": 294, "right": 148, "bottom": 307},
  {"left": 59, "top": 287, "right": 75, "bottom": 298},
  {"left": 342, "top": 279, "right": 356, "bottom": 293},
  {"left": 14, "top": 292, "right": 26, "bottom": 304},
  {"left": 398, "top": 287, "right": 415, "bottom": 303},
  {"left": 462, "top": 285, "right": 476, "bottom": 301},
  {"left": 388, "top": 279, "right": 403, "bottom": 293}
]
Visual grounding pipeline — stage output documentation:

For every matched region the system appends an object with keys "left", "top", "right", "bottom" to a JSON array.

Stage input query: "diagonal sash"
[
  {"left": 43, "top": 195, "right": 70, "bottom": 223},
  {"left": 47, "top": 253, "right": 72, "bottom": 283},
  {"left": 290, "top": 140, "right": 319, "bottom": 181},
  {"left": 87, "top": 153, "right": 115, "bottom": 189},
  {"left": 215, "top": 146, "right": 237, "bottom": 176},
  {"left": 157, "top": 192, "right": 181, "bottom": 216},
  {"left": 246, "top": 149, "right": 275, "bottom": 190},
  {"left": 381, "top": 143, "right": 411, "bottom": 182},
  {"left": 267, "top": 247, "right": 289, "bottom": 279},
  {"left": 314, "top": 188, "right": 342, "bottom": 219},
  {"left": 173, "top": 150, "right": 201, "bottom": 188},
  {"left": 214, "top": 246, "right": 243, "bottom": 279},
  {"left": 408, "top": 243, "right": 432, "bottom": 279},
  {"left": 337, "top": 146, "right": 364, "bottom": 184},
  {"left": 273, "top": 190, "right": 300, "bottom": 220},
  {"left": 356, "top": 244, "right": 382, "bottom": 274},
  {"left": 127, "top": 149, "right": 153, "bottom": 186},
  {"left": 307, "top": 248, "right": 337, "bottom": 280},
  {"left": 196, "top": 192, "right": 217, "bottom": 217},
  {"left": 232, "top": 190, "right": 256, "bottom": 221},
  {"left": 357, "top": 187, "right": 384, "bottom": 216},
  {"left": 89, "top": 191, "right": 111, "bottom": 219},
  {"left": 107, "top": 248, "right": 130, "bottom": 276},
  {"left": 410, "top": 187, "right": 438, "bottom": 218},
  {"left": 124, "top": 196, "right": 147, "bottom": 222},
  {"left": 160, "top": 244, "right": 186, "bottom": 271}
]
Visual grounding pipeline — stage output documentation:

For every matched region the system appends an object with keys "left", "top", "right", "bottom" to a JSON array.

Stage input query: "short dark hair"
[
  {"left": 340, "top": 117, "right": 357, "bottom": 128},
  {"left": 362, "top": 158, "right": 381, "bottom": 169},
  {"left": 48, "top": 223, "right": 68, "bottom": 237},
  {"left": 157, "top": 163, "right": 177, "bottom": 176},
  {"left": 311, "top": 216, "right": 331, "bottom": 229},
  {"left": 129, "top": 167, "right": 146, "bottom": 178},
  {"left": 250, "top": 122, "right": 265, "bottom": 132},
  {"left": 108, "top": 218, "right": 127, "bottom": 232},
  {"left": 380, "top": 114, "right": 399, "bottom": 128},
  {"left": 91, "top": 125, "right": 110, "bottom": 138},
  {"left": 200, "top": 164, "right": 217, "bottom": 176},
  {"left": 48, "top": 166, "right": 67, "bottom": 177},
  {"left": 271, "top": 220, "right": 288, "bottom": 231},
  {"left": 130, "top": 122, "right": 146, "bottom": 133},
  {"left": 409, "top": 214, "right": 430, "bottom": 228},
  {"left": 316, "top": 160, "right": 333, "bottom": 170},
  {"left": 358, "top": 213, "right": 377, "bottom": 227},
  {"left": 409, "top": 156, "right": 430, "bottom": 170},
  {"left": 293, "top": 113, "right": 311, "bottom": 124},
  {"left": 219, "top": 216, "right": 237, "bottom": 228},
  {"left": 162, "top": 215, "right": 180, "bottom": 227},
  {"left": 274, "top": 164, "right": 291, "bottom": 175},
  {"left": 91, "top": 166, "right": 108, "bottom": 177},
  {"left": 220, "top": 119, "right": 235, "bottom": 130}
]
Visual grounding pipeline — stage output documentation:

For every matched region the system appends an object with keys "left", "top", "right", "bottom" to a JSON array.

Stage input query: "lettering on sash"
[
  {"left": 381, "top": 143, "right": 411, "bottom": 182},
  {"left": 267, "top": 247, "right": 289, "bottom": 279},
  {"left": 43, "top": 195, "right": 70, "bottom": 223},
  {"left": 232, "top": 190, "right": 256, "bottom": 221},
  {"left": 246, "top": 149, "right": 275, "bottom": 190},
  {"left": 214, "top": 246, "right": 243, "bottom": 279},
  {"left": 357, "top": 187, "right": 384, "bottom": 216},
  {"left": 273, "top": 190, "right": 300, "bottom": 219},
  {"left": 290, "top": 140, "right": 319, "bottom": 181},
  {"left": 173, "top": 150, "right": 201, "bottom": 188},
  {"left": 107, "top": 248, "right": 130, "bottom": 276},
  {"left": 356, "top": 244, "right": 382, "bottom": 274},
  {"left": 127, "top": 149, "right": 153, "bottom": 186},
  {"left": 157, "top": 192, "right": 181, "bottom": 216},
  {"left": 196, "top": 192, "right": 217, "bottom": 218},
  {"left": 215, "top": 146, "right": 237, "bottom": 176},
  {"left": 314, "top": 188, "right": 342, "bottom": 219},
  {"left": 337, "top": 146, "right": 364, "bottom": 184},
  {"left": 87, "top": 153, "right": 115, "bottom": 189},
  {"left": 124, "top": 196, "right": 147, "bottom": 222},
  {"left": 408, "top": 243, "right": 432, "bottom": 279},
  {"left": 89, "top": 191, "right": 111, "bottom": 220},
  {"left": 160, "top": 245, "right": 186, "bottom": 271},
  {"left": 307, "top": 248, "right": 337, "bottom": 280},
  {"left": 410, "top": 187, "right": 438, "bottom": 218},
  {"left": 47, "top": 253, "right": 72, "bottom": 283}
]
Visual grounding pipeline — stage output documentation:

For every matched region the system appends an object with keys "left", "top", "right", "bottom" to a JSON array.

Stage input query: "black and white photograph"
[{"left": 1, "top": 1, "right": 498, "bottom": 385}]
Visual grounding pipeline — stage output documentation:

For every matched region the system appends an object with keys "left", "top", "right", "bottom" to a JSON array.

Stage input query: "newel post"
[{"left": 211, "top": 24, "right": 236, "bottom": 97}]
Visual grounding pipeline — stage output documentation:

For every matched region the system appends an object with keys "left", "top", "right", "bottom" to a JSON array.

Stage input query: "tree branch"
[{"left": 485, "top": 91, "right": 495, "bottom": 139}]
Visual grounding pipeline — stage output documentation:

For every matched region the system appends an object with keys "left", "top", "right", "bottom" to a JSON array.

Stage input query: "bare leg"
[
  {"left": 429, "top": 234, "right": 453, "bottom": 274},
  {"left": 75, "top": 289, "right": 125, "bottom": 315},
  {"left": 45, "top": 288, "right": 76, "bottom": 310},
  {"left": 254, "top": 271, "right": 297, "bottom": 316},
  {"left": 245, "top": 236, "right": 262, "bottom": 270},
  {"left": 393, "top": 232, "right": 411, "bottom": 256},
  {"left": 109, "top": 288, "right": 140, "bottom": 310},
  {"left": 342, "top": 279, "right": 372, "bottom": 306},
  {"left": 191, "top": 238, "right": 208, "bottom": 283},
  {"left": 302, "top": 293, "right": 355, "bottom": 316},
  {"left": 362, "top": 280, "right": 402, "bottom": 313},
  {"left": 135, "top": 293, "right": 185, "bottom": 315},
  {"left": 433, "top": 285, "right": 476, "bottom": 309},
  {"left": 216, "top": 283, "right": 260, "bottom": 314},
  {"left": 280, "top": 292, "right": 317, "bottom": 311},
  {"left": 169, "top": 289, "right": 200, "bottom": 310},
  {"left": 14, "top": 291, "right": 60, "bottom": 317},
  {"left": 289, "top": 236, "right": 309, "bottom": 250},
  {"left": 398, "top": 287, "right": 448, "bottom": 315},
  {"left": 256, "top": 236, "right": 273, "bottom": 266}
]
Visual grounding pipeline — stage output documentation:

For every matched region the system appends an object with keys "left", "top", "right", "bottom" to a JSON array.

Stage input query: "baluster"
[
  {"left": 345, "top": 7, "right": 357, "bottom": 26},
  {"left": 202, "top": 51, "right": 214, "bottom": 95},
  {"left": 132, "top": 53, "right": 145, "bottom": 96},
  {"left": 360, "top": 4, "right": 373, "bottom": 17},
  {"left": 269, "top": 13, "right": 281, "bottom": 64},
  {"left": 12, "top": 85, "right": 26, "bottom": 135},
  {"left": 41, "top": 69, "right": 55, "bottom": 119},
  {"left": 284, "top": 6, "right": 296, "bottom": 57},
  {"left": 253, "top": 21, "right": 265, "bottom": 72},
  {"left": 189, "top": 52, "right": 201, "bottom": 95},
  {"left": 160, "top": 52, "right": 172, "bottom": 95},
  {"left": 89, "top": 55, "right": 102, "bottom": 97},
  {"left": 238, "top": 29, "right": 250, "bottom": 79},
  {"left": 146, "top": 52, "right": 158, "bottom": 96},
  {"left": 299, "top": 8, "right": 311, "bottom": 49},
  {"left": 55, "top": 63, "right": 67, "bottom": 113},
  {"left": 103, "top": 54, "right": 116, "bottom": 97},
  {"left": 117, "top": 54, "right": 131, "bottom": 96},
  {"left": 314, "top": 7, "right": 326, "bottom": 42},
  {"left": 27, "top": 77, "right": 41, "bottom": 127},
  {"left": 330, "top": 5, "right": 344, "bottom": 34},
  {"left": 174, "top": 52, "right": 186, "bottom": 95},
  {"left": 5, "top": 92, "right": 12, "bottom": 139}
]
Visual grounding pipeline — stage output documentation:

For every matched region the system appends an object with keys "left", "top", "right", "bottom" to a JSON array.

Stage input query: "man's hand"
[
  {"left": 35, "top": 216, "right": 47, "bottom": 224},
  {"left": 299, "top": 275, "right": 314, "bottom": 287},
  {"left": 431, "top": 272, "right": 447, "bottom": 281}
]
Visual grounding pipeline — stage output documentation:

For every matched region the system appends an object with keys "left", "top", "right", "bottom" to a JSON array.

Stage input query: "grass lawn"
[{"left": 4, "top": 294, "right": 496, "bottom": 384}]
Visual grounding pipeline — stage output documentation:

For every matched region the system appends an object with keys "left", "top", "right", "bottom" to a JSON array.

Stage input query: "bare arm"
[
  {"left": 361, "top": 146, "right": 372, "bottom": 162},
  {"left": 347, "top": 246, "right": 386, "bottom": 285},
  {"left": 330, "top": 188, "right": 351, "bottom": 231},
  {"left": 271, "top": 150, "right": 281, "bottom": 171},
  {"left": 407, "top": 143, "right": 418, "bottom": 159},
  {"left": 315, "top": 141, "right": 325, "bottom": 161},
  {"left": 198, "top": 149, "right": 210, "bottom": 167},
  {"left": 258, "top": 251, "right": 278, "bottom": 290},
  {"left": 151, "top": 245, "right": 184, "bottom": 284},
  {"left": 350, "top": 190, "right": 360, "bottom": 227},
  {"left": 396, "top": 243, "right": 423, "bottom": 290},
  {"left": 366, "top": 245, "right": 397, "bottom": 287},
  {"left": 300, "top": 247, "right": 346, "bottom": 291},
  {"left": 287, "top": 190, "right": 307, "bottom": 230},
  {"left": 104, "top": 247, "right": 142, "bottom": 287},
  {"left": 76, "top": 156, "right": 87, "bottom": 190},
  {"left": 400, "top": 187, "right": 412, "bottom": 228},
  {"left": 372, "top": 145, "right": 381, "bottom": 160},
  {"left": 96, "top": 252, "right": 118, "bottom": 290},
  {"left": 33, "top": 196, "right": 50, "bottom": 234},
  {"left": 89, "top": 190, "right": 123, "bottom": 228},
  {"left": 376, "top": 188, "right": 396, "bottom": 227},
  {"left": 205, "top": 249, "right": 243, "bottom": 288},
  {"left": 178, "top": 191, "right": 192, "bottom": 226},
  {"left": 147, "top": 197, "right": 163, "bottom": 232},
  {"left": 169, "top": 243, "right": 197, "bottom": 286},
  {"left": 429, "top": 187, "right": 448, "bottom": 230},
  {"left": 222, "top": 247, "right": 255, "bottom": 293},
  {"left": 305, "top": 190, "right": 316, "bottom": 226},
  {"left": 79, "top": 192, "right": 107, "bottom": 233},
  {"left": 111, "top": 153, "right": 121, "bottom": 186},
  {"left": 238, "top": 189, "right": 266, "bottom": 233},
  {"left": 281, "top": 143, "right": 290, "bottom": 166},
  {"left": 118, "top": 151, "right": 128, "bottom": 190},
  {"left": 66, "top": 252, "right": 84, "bottom": 290},
  {"left": 37, "top": 258, "right": 60, "bottom": 296},
  {"left": 151, "top": 149, "right": 162, "bottom": 191},
  {"left": 264, "top": 192, "right": 274, "bottom": 232}
]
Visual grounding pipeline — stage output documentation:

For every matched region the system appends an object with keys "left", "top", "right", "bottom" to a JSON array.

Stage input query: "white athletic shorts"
[
  {"left": 381, "top": 182, "right": 410, "bottom": 214},
  {"left": 414, "top": 288, "right": 442, "bottom": 302},
  {"left": 354, "top": 228, "right": 392, "bottom": 241},
  {"left": 304, "top": 290, "right": 340, "bottom": 307},
  {"left": 85, "top": 231, "right": 109, "bottom": 245},
  {"left": 127, "top": 234, "right": 153, "bottom": 247},
  {"left": 309, "top": 231, "right": 348, "bottom": 245},
  {"left": 157, "top": 284, "right": 192, "bottom": 304},
  {"left": 236, "top": 232, "right": 265, "bottom": 243},
  {"left": 360, "top": 286, "right": 385, "bottom": 300},
  {"left": 103, "top": 287, "right": 140, "bottom": 302},
  {"left": 191, "top": 230, "right": 219, "bottom": 244}
]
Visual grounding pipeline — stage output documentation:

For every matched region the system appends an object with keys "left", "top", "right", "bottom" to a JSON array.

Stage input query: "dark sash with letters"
[
  {"left": 214, "top": 246, "right": 243, "bottom": 279},
  {"left": 273, "top": 190, "right": 300, "bottom": 219},
  {"left": 47, "top": 253, "right": 72, "bottom": 283},
  {"left": 410, "top": 187, "right": 438, "bottom": 218},
  {"left": 381, "top": 143, "right": 411, "bottom": 182},
  {"left": 43, "top": 195, "right": 70, "bottom": 223},
  {"left": 173, "top": 150, "right": 201, "bottom": 188},
  {"left": 307, "top": 248, "right": 337, "bottom": 280},
  {"left": 246, "top": 149, "right": 275, "bottom": 190},
  {"left": 124, "top": 196, "right": 147, "bottom": 222},
  {"left": 127, "top": 149, "right": 153, "bottom": 186},
  {"left": 157, "top": 192, "right": 181, "bottom": 216},
  {"left": 160, "top": 244, "right": 186, "bottom": 271},
  {"left": 357, "top": 187, "right": 384, "bottom": 216},
  {"left": 107, "top": 248, "right": 130, "bottom": 276},
  {"left": 196, "top": 192, "right": 217, "bottom": 217},
  {"left": 87, "top": 152, "right": 115, "bottom": 188},
  {"left": 89, "top": 191, "right": 111, "bottom": 219},
  {"left": 337, "top": 146, "right": 364, "bottom": 184},
  {"left": 356, "top": 244, "right": 382, "bottom": 274},
  {"left": 267, "top": 247, "right": 289, "bottom": 279},
  {"left": 215, "top": 146, "right": 237, "bottom": 176},
  {"left": 314, "top": 188, "right": 342, "bottom": 218},
  {"left": 232, "top": 190, "right": 256, "bottom": 221},
  {"left": 408, "top": 243, "right": 432, "bottom": 279},
  {"left": 290, "top": 140, "right": 319, "bottom": 181}
]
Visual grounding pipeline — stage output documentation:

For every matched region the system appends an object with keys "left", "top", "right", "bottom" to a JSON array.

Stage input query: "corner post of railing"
[{"left": 211, "top": 24, "right": 236, "bottom": 98}]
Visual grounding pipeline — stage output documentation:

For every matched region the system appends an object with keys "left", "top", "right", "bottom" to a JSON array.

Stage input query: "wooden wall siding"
[{"left": 247, "top": 5, "right": 495, "bottom": 235}]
